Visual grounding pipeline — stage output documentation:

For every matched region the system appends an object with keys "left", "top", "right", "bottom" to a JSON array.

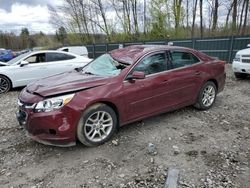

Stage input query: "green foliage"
[
  {"left": 20, "top": 28, "right": 29, "bottom": 37},
  {"left": 149, "top": 0, "right": 169, "bottom": 39},
  {"left": 56, "top": 26, "right": 67, "bottom": 45}
]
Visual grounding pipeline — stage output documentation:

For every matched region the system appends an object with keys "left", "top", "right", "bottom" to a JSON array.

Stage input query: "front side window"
[
  {"left": 132, "top": 53, "right": 167, "bottom": 75},
  {"left": 25, "top": 53, "right": 46, "bottom": 63},
  {"left": 169, "top": 51, "right": 200, "bottom": 69}
]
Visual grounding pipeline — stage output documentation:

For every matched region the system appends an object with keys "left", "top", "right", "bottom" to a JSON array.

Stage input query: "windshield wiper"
[{"left": 84, "top": 71, "right": 95, "bottom": 75}]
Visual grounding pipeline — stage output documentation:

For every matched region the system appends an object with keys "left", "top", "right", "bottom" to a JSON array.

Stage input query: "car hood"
[
  {"left": 237, "top": 48, "right": 250, "bottom": 55},
  {"left": 0, "top": 61, "right": 9, "bottom": 66},
  {"left": 26, "top": 70, "right": 110, "bottom": 97}
]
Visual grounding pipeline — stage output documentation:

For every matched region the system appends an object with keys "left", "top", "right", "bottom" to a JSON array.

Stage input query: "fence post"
[
  {"left": 93, "top": 44, "right": 95, "bottom": 59},
  {"left": 192, "top": 38, "right": 195, "bottom": 49},
  {"left": 105, "top": 43, "right": 108, "bottom": 52},
  {"left": 228, "top": 35, "right": 235, "bottom": 63}
]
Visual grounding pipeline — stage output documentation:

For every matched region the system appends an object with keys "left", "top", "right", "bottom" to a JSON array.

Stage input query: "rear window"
[
  {"left": 46, "top": 52, "right": 75, "bottom": 62},
  {"left": 62, "top": 48, "right": 69, "bottom": 52}
]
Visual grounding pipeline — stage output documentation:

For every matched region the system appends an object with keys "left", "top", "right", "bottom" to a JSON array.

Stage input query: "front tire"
[
  {"left": 194, "top": 81, "right": 217, "bottom": 110},
  {"left": 0, "top": 75, "right": 11, "bottom": 94},
  {"left": 77, "top": 103, "right": 117, "bottom": 146}
]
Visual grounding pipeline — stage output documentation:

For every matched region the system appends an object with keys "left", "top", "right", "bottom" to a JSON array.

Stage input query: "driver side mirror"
[
  {"left": 20, "top": 60, "right": 29, "bottom": 67},
  {"left": 127, "top": 71, "right": 145, "bottom": 81}
]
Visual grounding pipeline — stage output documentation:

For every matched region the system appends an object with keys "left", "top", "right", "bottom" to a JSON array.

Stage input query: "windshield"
[
  {"left": 82, "top": 54, "right": 127, "bottom": 76},
  {"left": 7, "top": 51, "right": 32, "bottom": 65}
]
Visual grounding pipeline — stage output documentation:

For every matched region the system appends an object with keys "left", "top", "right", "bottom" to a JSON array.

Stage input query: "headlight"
[
  {"left": 35, "top": 94, "right": 75, "bottom": 112},
  {"left": 234, "top": 54, "right": 241, "bottom": 62}
]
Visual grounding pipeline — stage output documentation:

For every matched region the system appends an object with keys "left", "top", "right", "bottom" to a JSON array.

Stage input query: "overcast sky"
[{"left": 0, "top": 0, "right": 63, "bottom": 34}]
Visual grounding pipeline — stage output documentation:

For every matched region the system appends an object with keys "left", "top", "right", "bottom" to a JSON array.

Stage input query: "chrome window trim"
[{"left": 123, "top": 49, "right": 202, "bottom": 82}]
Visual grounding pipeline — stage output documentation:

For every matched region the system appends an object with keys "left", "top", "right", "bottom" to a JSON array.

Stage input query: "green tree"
[
  {"left": 149, "top": 0, "right": 168, "bottom": 39},
  {"left": 20, "top": 27, "right": 30, "bottom": 49},
  {"left": 56, "top": 26, "right": 67, "bottom": 45}
]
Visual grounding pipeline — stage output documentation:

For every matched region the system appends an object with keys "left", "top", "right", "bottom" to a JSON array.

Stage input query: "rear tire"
[
  {"left": 234, "top": 72, "right": 247, "bottom": 79},
  {"left": 77, "top": 103, "right": 117, "bottom": 147},
  {"left": 0, "top": 75, "right": 11, "bottom": 94},
  {"left": 194, "top": 81, "right": 217, "bottom": 110}
]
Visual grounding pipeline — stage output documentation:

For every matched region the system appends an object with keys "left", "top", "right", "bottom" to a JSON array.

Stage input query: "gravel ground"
[{"left": 0, "top": 64, "right": 249, "bottom": 188}]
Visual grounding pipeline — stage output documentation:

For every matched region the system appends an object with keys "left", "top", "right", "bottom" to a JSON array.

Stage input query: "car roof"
[
  {"left": 30, "top": 50, "right": 79, "bottom": 57},
  {"left": 110, "top": 45, "right": 193, "bottom": 64}
]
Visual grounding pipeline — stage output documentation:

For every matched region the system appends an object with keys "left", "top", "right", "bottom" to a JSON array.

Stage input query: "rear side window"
[
  {"left": 169, "top": 51, "right": 200, "bottom": 69},
  {"left": 62, "top": 48, "right": 69, "bottom": 52},
  {"left": 46, "top": 53, "right": 75, "bottom": 62}
]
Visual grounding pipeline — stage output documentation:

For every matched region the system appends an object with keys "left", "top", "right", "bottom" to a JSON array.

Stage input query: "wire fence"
[{"left": 85, "top": 35, "right": 250, "bottom": 63}]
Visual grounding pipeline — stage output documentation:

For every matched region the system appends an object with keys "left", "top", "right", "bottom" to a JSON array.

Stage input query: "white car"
[
  {"left": 57, "top": 46, "right": 88, "bottom": 57},
  {"left": 232, "top": 44, "right": 250, "bottom": 78},
  {"left": 0, "top": 50, "right": 91, "bottom": 94}
]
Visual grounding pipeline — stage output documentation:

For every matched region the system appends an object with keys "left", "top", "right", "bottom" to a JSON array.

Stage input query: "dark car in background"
[{"left": 17, "top": 45, "right": 226, "bottom": 147}]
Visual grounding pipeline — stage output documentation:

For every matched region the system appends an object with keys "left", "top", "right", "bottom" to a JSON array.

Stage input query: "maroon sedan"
[{"left": 17, "top": 45, "right": 226, "bottom": 147}]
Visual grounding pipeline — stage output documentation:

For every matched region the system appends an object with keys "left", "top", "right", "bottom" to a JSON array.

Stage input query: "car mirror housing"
[
  {"left": 20, "top": 60, "right": 29, "bottom": 67},
  {"left": 127, "top": 71, "right": 145, "bottom": 81},
  {"left": 247, "top": 44, "right": 250, "bottom": 48}
]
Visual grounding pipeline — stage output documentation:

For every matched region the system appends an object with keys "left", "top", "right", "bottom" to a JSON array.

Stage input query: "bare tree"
[
  {"left": 200, "top": 0, "right": 203, "bottom": 38},
  {"left": 173, "top": 0, "right": 183, "bottom": 29},
  {"left": 211, "top": 0, "right": 219, "bottom": 35},
  {"left": 225, "top": 1, "right": 233, "bottom": 29},
  {"left": 232, "top": 0, "right": 237, "bottom": 34},
  {"left": 186, "top": 0, "right": 189, "bottom": 28},
  {"left": 191, "top": 0, "right": 198, "bottom": 37},
  {"left": 90, "top": 0, "right": 111, "bottom": 41},
  {"left": 130, "top": 0, "right": 139, "bottom": 36},
  {"left": 241, "top": 0, "right": 249, "bottom": 34}
]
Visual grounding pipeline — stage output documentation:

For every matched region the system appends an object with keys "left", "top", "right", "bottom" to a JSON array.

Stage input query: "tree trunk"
[
  {"left": 191, "top": 0, "right": 198, "bottom": 38},
  {"left": 225, "top": 2, "right": 233, "bottom": 29},
  {"left": 200, "top": 0, "right": 203, "bottom": 38},
  {"left": 131, "top": 0, "right": 139, "bottom": 36},
  {"left": 211, "top": 0, "right": 219, "bottom": 35},
  {"left": 186, "top": 0, "right": 189, "bottom": 28},
  {"left": 144, "top": 0, "right": 146, "bottom": 34},
  {"left": 241, "top": 0, "right": 249, "bottom": 34},
  {"left": 124, "top": 0, "right": 131, "bottom": 35},
  {"left": 238, "top": 0, "right": 246, "bottom": 33},
  {"left": 97, "top": 0, "right": 111, "bottom": 41},
  {"left": 173, "top": 0, "right": 183, "bottom": 29},
  {"left": 232, "top": 0, "right": 237, "bottom": 34}
]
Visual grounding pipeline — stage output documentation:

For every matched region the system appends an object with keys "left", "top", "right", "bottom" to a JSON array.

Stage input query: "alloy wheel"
[
  {"left": 84, "top": 111, "right": 113, "bottom": 142},
  {"left": 202, "top": 85, "right": 215, "bottom": 107},
  {"left": 0, "top": 77, "right": 9, "bottom": 93}
]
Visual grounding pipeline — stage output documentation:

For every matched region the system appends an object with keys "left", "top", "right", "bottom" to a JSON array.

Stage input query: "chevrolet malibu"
[{"left": 17, "top": 45, "right": 226, "bottom": 147}]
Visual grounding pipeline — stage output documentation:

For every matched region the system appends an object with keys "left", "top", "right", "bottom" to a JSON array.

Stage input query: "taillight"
[{"left": 218, "top": 60, "right": 225, "bottom": 66}]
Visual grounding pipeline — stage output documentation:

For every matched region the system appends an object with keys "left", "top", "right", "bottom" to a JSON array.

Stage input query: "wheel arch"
[
  {"left": 206, "top": 78, "right": 218, "bottom": 90},
  {"left": 97, "top": 101, "right": 120, "bottom": 126},
  {"left": 84, "top": 100, "right": 120, "bottom": 127},
  {"left": 0, "top": 74, "right": 13, "bottom": 88}
]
